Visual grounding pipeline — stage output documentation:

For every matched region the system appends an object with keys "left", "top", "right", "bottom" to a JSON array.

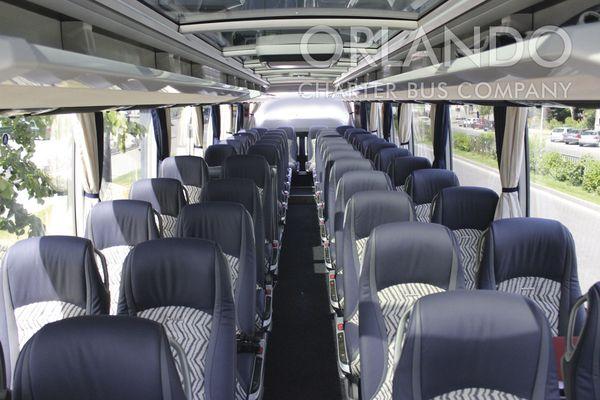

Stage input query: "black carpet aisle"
[{"left": 263, "top": 174, "right": 342, "bottom": 400}]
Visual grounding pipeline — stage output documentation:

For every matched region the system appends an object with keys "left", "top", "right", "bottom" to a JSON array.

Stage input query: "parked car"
[
  {"left": 579, "top": 130, "right": 600, "bottom": 147},
  {"left": 551, "top": 127, "right": 570, "bottom": 142},
  {"left": 563, "top": 128, "right": 582, "bottom": 145}
]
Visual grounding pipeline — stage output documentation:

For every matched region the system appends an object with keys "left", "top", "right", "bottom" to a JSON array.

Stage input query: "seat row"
[
  {"left": 312, "top": 125, "right": 594, "bottom": 400},
  {"left": 0, "top": 134, "right": 286, "bottom": 399}
]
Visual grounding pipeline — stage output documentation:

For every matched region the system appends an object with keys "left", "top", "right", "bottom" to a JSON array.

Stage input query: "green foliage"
[
  {"left": 104, "top": 111, "right": 146, "bottom": 153},
  {"left": 453, "top": 132, "right": 471, "bottom": 152},
  {"left": 538, "top": 152, "right": 600, "bottom": 193},
  {"left": 0, "top": 116, "right": 56, "bottom": 236},
  {"left": 546, "top": 109, "right": 595, "bottom": 130},
  {"left": 476, "top": 105, "right": 493, "bottom": 118},
  {"left": 452, "top": 131, "right": 496, "bottom": 160},
  {"left": 583, "top": 158, "right": 600, "bottom": 195},
  {"left": 547, "top": 108, "right": 571, "bottom": 123}
]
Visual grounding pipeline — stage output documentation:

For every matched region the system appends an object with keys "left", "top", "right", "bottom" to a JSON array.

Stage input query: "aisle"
[{"left": 262, "top": 174, "right": 342, "bottom": 400}]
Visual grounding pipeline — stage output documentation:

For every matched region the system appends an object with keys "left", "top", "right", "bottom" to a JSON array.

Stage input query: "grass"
[
  {"left": 452, "top": 147, "right": 600, "bottom": 206},
  {"left": 112, "top": 170, "right": 140, "bottom": 187}
]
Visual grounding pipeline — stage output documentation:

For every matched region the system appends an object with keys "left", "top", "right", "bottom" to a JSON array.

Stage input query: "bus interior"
[{"left": 0, "top": 0, "right": 600, "bottom": 399}]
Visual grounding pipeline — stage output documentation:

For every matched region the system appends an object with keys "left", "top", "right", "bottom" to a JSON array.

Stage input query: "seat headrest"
[
  {"left": 3, "top": 236, "right": 107, "bottom": 311},
  {"left": 159, "top": 156, "right": 208, "bottom": 188},
  {"left": 388, "top": 156, "right": 431, "bottom": 187},
  {"left": 223, "top": 154, "right": 270, "bottom": 188},
  {"left": 201, "top": 178, "right": 260, "bottom": 216},
  {"left": 13, "top": 316, "right": 186, "bottom": 400},
  {"left": 204, "top": 144, "right": 236, "bottom": 166},
  {"left": 484, "top": 217, "right": 576, "bottom": 283},
  {"left": 130, "top": 178, "right": 186, "bottom": 217},
  {"left": 337, "top": 170, "right": 392, "bottom": 208},
  {"left": 330, "top": 158, "right": 373, "bottom": 185},
  {"left": 431, "top": 186, "right": 499, "bottom": 230},
  {"left": 406, "top": 169, "right": 459, "bottom": 205},
  {"left": 309, "top": 126, "right": 327, "bottom": 137},
  {"left": 366, "top": 141, "right": 395, "bottom": 160},
  {"left": 394, "top": 291, "right": 557, "bottom": 400},
  {"left": 347, "top": 191, "right": 415, "bottom": 238},
  {"left": 122, "top": 238, "right": 230, "bottom": 314},
  {"left": 344, "top": 128, "right": 368, "bottom": 139},
  {"left": 86, "top": 200, "right": 160, "bottom": 249},
  {"left": 225, "top": 139, "right": 243, "bottom": 154},
  {"left": 336, "top": 125, "right": 354, "bottom": 135},
  {"left": 177, "top": 202, "right": 253, "bottom": 258},
  {"left": 248, "top": 144, "right": 279, "bottom": 166},
  {"left": 374, "top": 147, "right": 411, "bottom": 172},
  {"left": 254, "top": 127, "right": 267, "bottom": 135},
  {"left": 277, "top": 126, "right": 295, "bottom": 139},
  {"left": 365, "top": 222, "right": 462, "bottom": 291}
]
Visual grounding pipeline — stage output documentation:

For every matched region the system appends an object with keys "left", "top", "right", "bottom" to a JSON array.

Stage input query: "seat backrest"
[
  {"left": 224, "top": 154, "right": 277, "bottom": 243},
  {"left": 388, "top": 156, "right": 431, "bottom": 190},
  {"left": 12, "top": 316, "right": 187, "bottom": 400},
  {"left": 563, "top": 282, "right": 600, "bottom": 400},
  {"left": 201, "top": 178, "right": 266, "bottom": 280},
  {"left": 374, "top": 147, "right": 411, "bottom": 173},
  {"left": 307, "top": 126, "right": 327, "bottom": 169},
  {"left": 120, "top": 238, "right": 235, "bottom": 400},
  {"left": 248, "top": 144, "right": 284, "bottom": 201},
  {"left": 344, "top": 128, "right": 368, "bottom": 140},
  {"left": 85, "top": 199, "right": 160, "bottom": 314},
  {"left": 431, "top": 186, "right": 498, "bottom": 290},
  {"left": 365, "top": 141, "right": 395, "bottom": 161},
  {"left": 0, "top": 236, "right": 109, "bottom": 384},
  {"left": 405, "top": 169, "right": 459, "bottom": 222},
  {"left": 159, "top": 156, "right": 209, "bottom": 204},
  {"left": 205, "top": 144, "right": 236, "bottom": 179},
  {"left": 325, "top": 158, "right": 374, "bottom": 228},
  {"left": 322, "top": 150, "right": 363, "bottom": 194},
  {"left": 129, "top": 178, "right": 187, "bottom": 237},
  {"left": 393, "top": 291, "right": 559, "bottom": 400},
  {"left": 225, "top": 138, "right": 244, "bottom": 155},
  {"left": 177, "top": 202, "right": 257, "bottom": 336},
  {"left": 479, "top": 217, "right": 583, "bottom": 336},
  {"left": 359, "top": 222, "right": 463, "bottom": 400},
  {"left": 358, "top": 136, "right": 381, "bottom": 156},
  {"left": 337, "top": 125, "right": 354, "bottom": 135}
]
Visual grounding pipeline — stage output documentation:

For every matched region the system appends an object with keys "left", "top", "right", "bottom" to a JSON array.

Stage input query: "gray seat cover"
[
  {"left": 404, "top": 169, "right": 459, "bottom": 222},
  {"left": 159, "top": 156, "right": 209, "bottom": 203}
]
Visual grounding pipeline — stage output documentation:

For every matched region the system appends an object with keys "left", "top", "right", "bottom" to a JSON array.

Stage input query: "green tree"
[
  {"left": 0, "top": 116, "right": 57, "bottom": 236},
  {"left": 476, "top": 105, "right": 493, "bottom": 118}
]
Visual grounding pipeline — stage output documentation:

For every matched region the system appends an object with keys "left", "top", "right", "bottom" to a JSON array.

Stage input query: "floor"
[{"left": 262, "top": 173, "right": 342, "bottom": 400}]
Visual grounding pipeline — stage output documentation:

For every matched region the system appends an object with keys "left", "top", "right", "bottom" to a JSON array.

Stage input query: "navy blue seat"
[
  {"left": 226, "top": 137, "right": 244, "bottom": 155},
  {"left": 12, "top": 316, "right": 188, "bottom": 400},
  {"left": 365, "top": 140, "right": 395, "bottom": 161},
  {"left": 479, "top": 217, "right": 583, "bottom": 337},
  {"left": 205, "top": 144, "right": 236, "bottom": 179},
  {"left": 431, "top": 186, "right": 499, "bottom": 290},
  {"left": 337, "top": 125, "right": 354, "bottom": 135},
  {"left": 404, "top": 169, "right": 459, "bottom": 222},
  {"left": 278, "top": 126, "right": 298, "bottom": 171},
  {"left": 388, "top": 156, "right": 431, "bottom": 191},
  {"left": 119, "top": 238, "right": 236, "bottom": 400},
  {"left": 393, "top": 291, "right": 560, "bottom": 400},
  {"left": 85, "top": 199, "right": 160, "bottom": 313},
  {"left": 159, "top": 155, "right": 209, "bottom": 204},
  {"left": 359, "top": 222, "right": 464, "bottom": 399},
  {"left": 374, "top": 147, "right": 411, "bottom": 173},
  {"left": 563, "top": 282, "right": 600, "bottom": 400},
  {"left": 0, "top": 236, "right": 109, "bottom": 384},
  {"left": 344, "top": 128, "right": 368, "bottom": 140},
  {"left": 130, "top": 178, "right": 187, "bottom": 237}
]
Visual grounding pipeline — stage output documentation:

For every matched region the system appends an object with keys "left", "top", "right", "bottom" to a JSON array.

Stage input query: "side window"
[
  {"left": 0, "top": 115, "right": 76, "bottom": 254},
  {"left": 528, "top": 106, "right": 600, "bottom": 291},
  {"left": 450, "top": 105, "right": 501, "bottom": 192},
  {"left": 412, "top": 104, "right": 434, "bottom": 162},
  {"left": 100, "top": 110, "right": 155, "bottom": 200}
]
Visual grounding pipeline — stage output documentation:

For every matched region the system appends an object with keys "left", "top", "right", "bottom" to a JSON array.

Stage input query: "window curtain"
[
  {"left": 194, "top": 106, "right": 205, "bottom": 150},
  {"left": 493, "top": 106, "right": 507, "bottom": 168},
  {"left": 75, "top": 113, "right": 103, "bottom": 219},
  {"left": 345, "top": 101, "right": 355, "bottom": 126},
  {"left": 397, "top": 103, "right": 413, "bottom": 147},
  {"left": 151, "top": 108, "right": 170, "bottom": 162},
  {"left": 228, "top": 104, "right": 236, "bottom": 135},
  {"left": 495, "top": 107, "right": 528, "bottom": 219},
  {"left": 432, "top": 103, "right": 450, "bottom": 169},
  {"left": 210, "top": 104, "right": 221, "bottom": 143},
  {"left": 382, "top": 102, "right": 393, "bottom": 141},
  {"left": 236, "top": 103, "right": 244, "bottom": 132},
  {"left": 369, "top": 102, "right": 381, "bottom": 135},
  {"left": 360, "top": 101, "right": 368, "bottom": 130},
  {"left": 246, "top": 102, "right": 260, "bottom": 129}
]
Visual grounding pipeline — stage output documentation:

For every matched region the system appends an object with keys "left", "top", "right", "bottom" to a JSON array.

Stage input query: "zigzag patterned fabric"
[
  {"left": 184, "top": 185, "right": 202, "bottom": 204},
  {"left": 15, "top": 301, "right": 86, "bottom": 349},
  {"left": 235, "top": 379, "right": 248, "bottom": 400},
  {"left": 433, "top": 388, "right": 525, "bottom": 400},
  {"left": 99, "top": 245, "right": 133, "bottom": 314},
  {"left": 453, "top": 229, "right": 485, "bottom": 290},
  {"left": 160, "top": 214, "right": 178, "bottom": 238},
  {"left": 415, "top": 203, "right": 431, "bottom": 223},
  {"left": 497, "top": 276, "right": 561, "bottom": 336},
  {"left": 223, "top": 254, "right": 241, "bottom": 295},
  {"left": 396, "top": 185, "right": 405, "bottom": 192},
  {"left": 355, "top": 237, "right": 369, "bottom": 271},
  {"left": 140, "top": 306, "right": 212, "bottom": 400},
  {"left": 374, "top": 283, "right": 444, "bottom": 400}
]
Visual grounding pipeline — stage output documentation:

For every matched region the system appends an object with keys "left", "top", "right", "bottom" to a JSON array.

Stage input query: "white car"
[
  {"left": 551, "top": 127, "right": 570, "bottom": 142},
  {"left": 579, "top": 130, "right": 600, "bottom": 147}
]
